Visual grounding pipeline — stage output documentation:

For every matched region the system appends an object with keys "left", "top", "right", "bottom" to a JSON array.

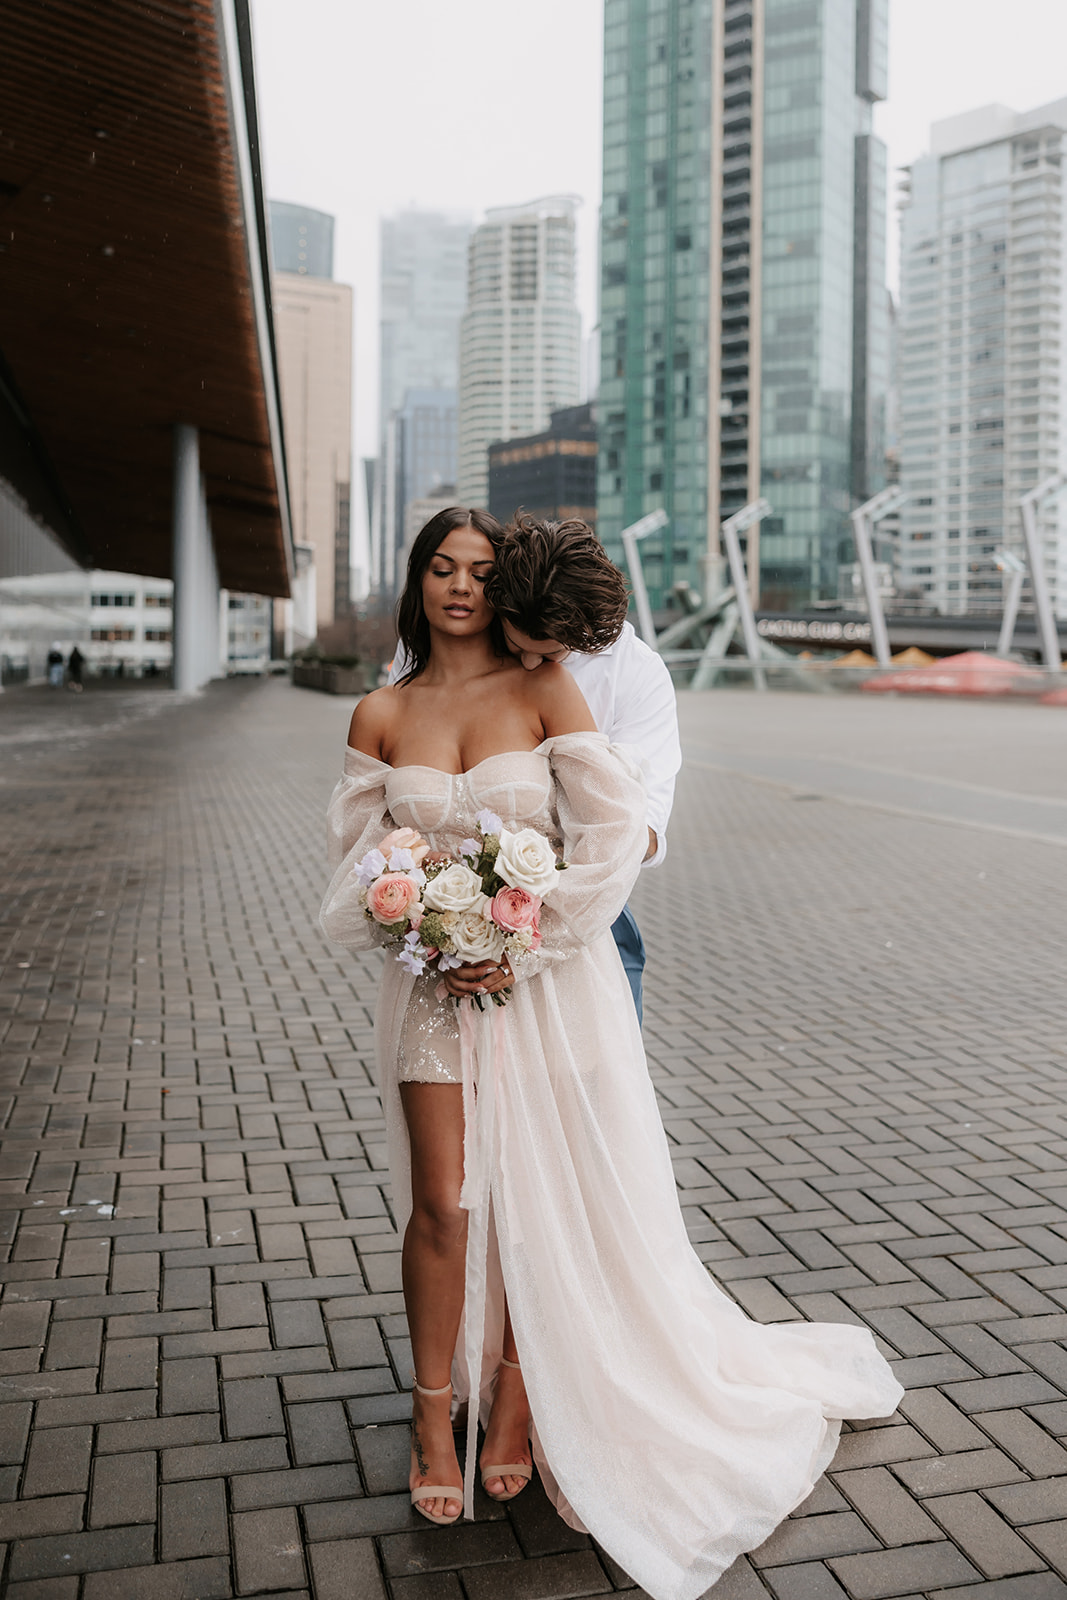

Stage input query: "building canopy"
[{"left": 0, "top": 0, "right": 292, "bottom": 596}]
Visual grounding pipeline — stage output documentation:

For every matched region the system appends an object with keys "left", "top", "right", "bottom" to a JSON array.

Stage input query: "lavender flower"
[
  {"left": 459, "top": 838, "right": 481, "bottom": 860},
  {"left": 475, "top": 808, "right": 503, "bottom": 835},
  {"left": 354, "top": 847, "right": 386, "bottom": 888}
]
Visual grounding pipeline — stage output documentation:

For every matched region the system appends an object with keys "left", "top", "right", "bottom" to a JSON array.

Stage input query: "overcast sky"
[{"left": 250, "top": 0, "right": 1066, "bottom": 561}]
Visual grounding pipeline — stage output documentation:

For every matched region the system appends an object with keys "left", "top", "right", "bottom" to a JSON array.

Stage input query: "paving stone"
[
  {"left": 229, "top": 1462, "right": 362, "bottom": 1509},
  {"left": 763, "top": 1563, "right": 852, "bottom": 1600},
  {"left": 389, "top": 1575, "right": 465, "bottom": 1600},
  {"left": 459, "top": 1551, "right": 611, "bottom": 1599},
  {"left": 160, "top": 1356, "right": 218, "bottom": 1415},
  {"left": 925, "top": 1491, "right": 1046, "bottom": 1577},
  {"left": 985, "top": 1480, "right": 1067, "bottom": 1525},
  {"left": 978, "top": 1410, "right": 1067, "bottom": 1476},
  {"left": 894, "top": 1448, "right": 1028, "bottom": 1496},
  {"left": 6, "top": 1578, "right": 81, "bottom": 1600},
  {"left": 89, "top": 1451, "right": 156, "bottom": 1526},
  {"left": 832, "top": 1466, "right": 943, "bottom": 1545},
  {"left": 307, "top": 1536, "right": 388, "bottom": 1600},
  {"left": 380, "top": 1521, "right": 524, "bottom": 1575},
  {"left": 223, "top": 1375, "right": 285, "bottom": 1439},
  {"left": 232, "top": 1505, "right": 305, "bottom": 1594},
  {"left": 81, "top": 1557, "right": 232, "bottom": 1599},
  {"left": 21, "top": 1426, "right": 92, "bottom": 1497},
  {"left": 827, "top": 1541, "right": 981, "bottom": 1598},
  {"left": 100, "top": 1334, "right": 158, "bottom": 1391},
  {"left": 925, "top": 1577, "right": 1067, "bottom": 1600},
  {"left": 161, "top": 1437, "right": 290, "bottom": 1480},
  {"left": 43, "top": 1319, "right": 102, "bottom": 1371},
  {"left": 285, "top": 1399, "right": 353, "bottom": 1464},
  {"left": 0, "top": 1496, "right": 84, "bottom": 1539},
  {"left": 159, "top": 1477, "right": 229, "bottom": 1560},
  {"left": 8, "top": 1524, "right": 156, "bottom": 1581},
  {"left": 752, "top": 1510, "right": 882, "bottom": 1567},
  {"left": 1024, "top": 1524, "right": 1067, "bottom": 1579}
]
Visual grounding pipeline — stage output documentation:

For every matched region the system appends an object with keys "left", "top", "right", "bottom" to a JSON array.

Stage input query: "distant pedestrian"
[
  {"left": 47, "top": 645, "right": 64, "bottom": 688},
  {"left": 67, "top": 646, "right": 84, "bottom": 693}
]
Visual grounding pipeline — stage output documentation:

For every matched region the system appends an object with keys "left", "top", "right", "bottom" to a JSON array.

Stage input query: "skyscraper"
[
  {"left": 268, "top": 201, "right": 335, "bottom": 279},
  {"left": 457, "top": 196, "right": 582, "bottom": 507},
  {"left": 897, "top": 101, "right": 1067, "bottom": 617},
  {"left": 270, "top": 206, "right": 353, "bottom": 632},
  {"left": 597, "top": 0, "right": 889, "bottom": 613},
  {"left": 375, "top": 211, "right": 470, "bottom": 591}
]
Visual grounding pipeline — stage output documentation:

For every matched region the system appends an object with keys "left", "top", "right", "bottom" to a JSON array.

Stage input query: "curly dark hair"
[
  {"left": 485, "top": 513, "right": 630, "bottom": 653},
  {"left": 394, "top": 506, "right": 507, "bottom": 684}
]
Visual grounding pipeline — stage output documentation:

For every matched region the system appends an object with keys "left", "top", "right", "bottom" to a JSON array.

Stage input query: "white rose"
[
  {"left": 496, "top": 828, "right": 559, "bottom": 896},
  {"left": 451, "top": 907, "right": 507, "bottom": 964},
  {"left": 423, "top": 861, "right": 486, "bottom": 913}
]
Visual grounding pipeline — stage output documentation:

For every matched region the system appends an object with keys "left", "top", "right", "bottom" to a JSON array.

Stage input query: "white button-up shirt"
[
  {"left": 388, "top": 621, "right": 681, "bottom": 867},
  {"left": 561, "top": 623, "right": 680, "bottom": 867}
]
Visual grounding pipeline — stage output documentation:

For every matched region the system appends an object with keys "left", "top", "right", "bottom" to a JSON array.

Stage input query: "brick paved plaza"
[{"left": 2, "top": 676, "right": 1067, "bottom": 1600}]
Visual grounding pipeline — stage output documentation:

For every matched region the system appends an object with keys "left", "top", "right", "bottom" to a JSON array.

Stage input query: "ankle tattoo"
[{"left": 412, "top": 1422, "right": 430, "bottom": 1478}]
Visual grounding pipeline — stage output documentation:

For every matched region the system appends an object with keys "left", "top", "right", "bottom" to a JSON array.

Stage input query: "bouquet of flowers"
[{"left": 352, "top": 810, "right": 566, "bottom": 1006}]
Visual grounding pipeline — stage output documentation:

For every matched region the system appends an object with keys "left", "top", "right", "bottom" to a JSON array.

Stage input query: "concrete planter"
[{"left": 291, "top": 661, "right": 369, "bottom": 695}]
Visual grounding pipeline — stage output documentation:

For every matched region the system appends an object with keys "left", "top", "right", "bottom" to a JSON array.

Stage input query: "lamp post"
[
  {"left": 849, "top": 487, "right": 906, "bottom": 670},
  {"left": 1018, "top": 474, "right": 1064, "bottom": 670},
  {"left": 619, "top": 508, "right": 669, "bottom": 646},
  {"left": 719, "top": 499, "right": 773, "bottom": 690}
]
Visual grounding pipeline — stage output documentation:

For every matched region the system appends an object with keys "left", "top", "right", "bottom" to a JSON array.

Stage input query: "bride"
[{"left": 320, "top": 507, "right": 902, "bottom": 1600}]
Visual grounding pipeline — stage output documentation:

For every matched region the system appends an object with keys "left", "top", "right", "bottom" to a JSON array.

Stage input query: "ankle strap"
[
  {"left": 413, "top": 1377, "right": 453, "bottom": 1396},
  {"left": 499, "top": 1357, "right": 521, "bottom": 1370}
]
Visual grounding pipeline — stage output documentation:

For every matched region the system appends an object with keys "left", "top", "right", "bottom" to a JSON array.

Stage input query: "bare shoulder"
[
  {"left": 524, "top": 661, "right": 598, "bottom": 737},
  {"left": 347, "top": 686, "right": 398, "bottom": 757}
]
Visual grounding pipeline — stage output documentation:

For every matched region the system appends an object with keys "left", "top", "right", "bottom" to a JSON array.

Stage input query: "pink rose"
[
  {"left": 367, "top": 873, "right": 421, "bottom": 925},
  {"left": 379, "top": 826, "right": 430, "bottom": 866},
  {"left": 490, "top": 886, "right": 541, "bottom": 933}
]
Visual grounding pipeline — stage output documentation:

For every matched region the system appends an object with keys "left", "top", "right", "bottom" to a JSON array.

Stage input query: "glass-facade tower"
[{"left": 598, "top": 0, "right": 889, "bottom": 613}]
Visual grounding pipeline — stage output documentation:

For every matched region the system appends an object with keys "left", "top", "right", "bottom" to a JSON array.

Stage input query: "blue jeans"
[{"left": 611, "top": 904, "right": 646, "bottom": 1024}]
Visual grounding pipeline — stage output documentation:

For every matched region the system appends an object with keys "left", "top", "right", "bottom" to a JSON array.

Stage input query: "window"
[
  {"left": 144, "top": 629, "right": 171, "bottom": 643},
  {"left": 91, "top": 593, "right": 135, "bottom": 607},
  {"left": 91, "top": 628, "right": 134, "bottom": 642}
]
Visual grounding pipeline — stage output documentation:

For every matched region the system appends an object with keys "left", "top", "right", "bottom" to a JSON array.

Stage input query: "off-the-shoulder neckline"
[{"left": 344, "top": 732, "right": 608, "bottom": 779}]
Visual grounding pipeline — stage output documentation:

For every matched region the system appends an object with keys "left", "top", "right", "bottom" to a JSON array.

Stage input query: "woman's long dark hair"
[{"left": 395, "top": 506, "right": 507, "bottom": 684}]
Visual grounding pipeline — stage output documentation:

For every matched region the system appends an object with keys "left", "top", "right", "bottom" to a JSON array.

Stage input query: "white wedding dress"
[{"left": 320, "top": 734, "right": 903, "bottom": 1600}]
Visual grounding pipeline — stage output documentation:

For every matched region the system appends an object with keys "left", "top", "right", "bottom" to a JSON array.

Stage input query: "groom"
[{"left": 392, "top": 511, "right": 681, "bottom": 1020}]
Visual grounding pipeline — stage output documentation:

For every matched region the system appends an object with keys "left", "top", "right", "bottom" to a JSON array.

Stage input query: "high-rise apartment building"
[
  {"left": 397, "top": 389, "right": 457, "bottom": 520},
  {"left": 457, "top": 196, "right": 582, "bottom": 507},
  {"left": 488, "top": 404, "right": 598, "bottom": 527},
  {"left": 897, "top": 101, "right": 1067, "bottom": 616},
  {"left": 270, "top": 204, "right": 353, "bottom": 631},
  {"left": 375, "top": 211, "right": 470, "bottom": 591},
  {"left": 269, "top": 201, "right": 335, "bottom": 279},
  {"left": 598, "top": 0, "right": 889, "bottom": 613}
]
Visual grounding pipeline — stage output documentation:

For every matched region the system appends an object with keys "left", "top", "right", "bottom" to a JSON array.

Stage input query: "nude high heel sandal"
[
  {"left": 410, "top": 1379, "right": 464, "bottom": 1526},
  {"left": 480, "top": 1357, "right": 534, "bottom": 1503}
]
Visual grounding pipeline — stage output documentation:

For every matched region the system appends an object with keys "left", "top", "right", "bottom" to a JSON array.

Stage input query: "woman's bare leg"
[
  {"left": 401, "top": 1082, "right": 466, "bottom": 1521},
  {"left": 481, "top": 1298, "right": 532, "bottom": 1498}
]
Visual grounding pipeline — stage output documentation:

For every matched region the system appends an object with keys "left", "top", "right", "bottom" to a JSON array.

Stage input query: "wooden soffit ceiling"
[{"left": 0, "top": 0, "right": 292, "bottom": 597}]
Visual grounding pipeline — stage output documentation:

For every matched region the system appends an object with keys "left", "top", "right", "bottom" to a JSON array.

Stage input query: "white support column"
[
  {"left": 172, "top": 424, "right": 200, "bottom": 693},
  {"left": 172, "top": 425, "right": 222, "bottom": 692}
]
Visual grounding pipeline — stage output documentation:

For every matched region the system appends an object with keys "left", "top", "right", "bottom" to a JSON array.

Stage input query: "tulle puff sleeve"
[
  {"left": 319, "top": 748, "right": 394, "bottom": 951},
  {"left": 510, "top": 733, "right": 647, "bottom": 981}
]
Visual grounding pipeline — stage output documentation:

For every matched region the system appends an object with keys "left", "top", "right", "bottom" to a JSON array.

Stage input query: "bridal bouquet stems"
[{"left": 352, "top": 809, "right": 566, "bottom": 1007}]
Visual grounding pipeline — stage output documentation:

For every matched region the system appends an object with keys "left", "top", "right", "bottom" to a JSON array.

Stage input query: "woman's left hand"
[{"left": 442, "top": 955, "right": 513, "bottom": 998}]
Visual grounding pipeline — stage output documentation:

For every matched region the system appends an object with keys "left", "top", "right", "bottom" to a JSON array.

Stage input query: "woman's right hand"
[{"left": 441, "top": 956, "right": 513, "bottom": 999}]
